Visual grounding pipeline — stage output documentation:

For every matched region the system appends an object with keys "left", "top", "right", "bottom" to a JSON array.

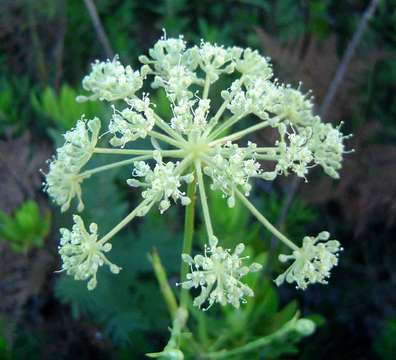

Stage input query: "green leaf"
[{"left": 0, "top": 201, "right": 50, "bottom": 253}]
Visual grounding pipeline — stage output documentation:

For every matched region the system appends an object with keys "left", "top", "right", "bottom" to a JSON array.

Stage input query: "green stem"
[
  {"left": 210, "top": 120, "right": 270, "bottom": 145},
  {"left": 153, "top": 113, "right": 187, "bottom": 144},
  {"left": 93, "top": 147, "right": 184, "bottom": 157},
  {"left": 202, "top": 74, "right": 211, "bottom": 99},
  {"left": 149, "top": 130, "right": 184, "bottom": 148},
  {"left": 254, "top": 147, "right": 280, "bottom": 153},
  {"left": 180, "top": 173, "right": 196, "bottom": 308},
  {"left": 98, "top": 199, "right": 152, "bottom": 245},
  {"left": 235, "top": 190, "right": 299, "bottom": 251},
  {"left": 204, "top": 101, "right": 228, "bottom": 137},
  {"left": 80, "top": 155, "right": 151, "bottom": 177},
  {"left": 205, "top": 315, "right": 298, "bottom": 359},
  {"left": 149, "top": 250, "right": 178, "bottom": 319},
  {"left": 195, "top": 160, "right": 215, "bottom": 243},
  {"left": 208, "top": 113, "right": 245, "bottom": 140}
]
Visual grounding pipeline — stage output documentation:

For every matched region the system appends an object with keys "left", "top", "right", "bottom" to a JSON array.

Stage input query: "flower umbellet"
[{"left": 45, "top": 33, "right": 348, "bottom": 312}]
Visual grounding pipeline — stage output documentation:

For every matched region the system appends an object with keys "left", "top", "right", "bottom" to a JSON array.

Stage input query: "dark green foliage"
[
  {"left": 0, "top": 201, "right": 50, "bottom": 253},
  {"left": 54, "top": 152, "right": 183, "bottom": 346},
  {"left": 31, "top": 85, "right": 105, "bottom": 131},
  {"left": 183, "top": 251, "right": 321, "bottom": 359},
  {"left": 374, "top": 318, "right": 396, "bottom": 360},
  {"left": 55, "top": 212, "right": 182, "bottom": 345},
  {"left": 0, "top": 77, "right": 34, "bottom": 135}
]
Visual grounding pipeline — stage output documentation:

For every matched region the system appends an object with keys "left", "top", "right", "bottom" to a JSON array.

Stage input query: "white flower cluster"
[
  {"left": 139, "top": 35, "right": 202, "bottom": 101},
  {"left": 127, "top": 153, "right": 193, "bottom": 213},
  {"left": 204, "top": 142, "right": 261, "bottom": 208},
  {"left": 234, "top": 47, "right": 273, "bottom": 79},
  {"left": 180, "top": 240, "right": 262, "bottom": 309},
  {"left": 109, "top": 96, "right": 156, "bottom": 147},
  {"left": 273, "top": 119, "right": 346, "bottom": 180},
  {"left": 275, "top": 231, "right": 342, "bottom": 290},
  {"left": 170, "top": 98, "right": 211, "bottom": 135},
  {"left": 78, "top": 55, "right": 143, "bottom": 102},
  {"left": 45, "top": 117, "right": 100, "bottom": 212},
  {"left": 197, "top": 41, "right": 237, "bottom": 83},
  {"left": 59, "top": 215, "right": 121, "bottom": 290},
  {"left": 45, "top": 33, "right": 349, "bottom": 302},
  {"left": 221, "top": 77, "right": 279, "bottom": 120}
]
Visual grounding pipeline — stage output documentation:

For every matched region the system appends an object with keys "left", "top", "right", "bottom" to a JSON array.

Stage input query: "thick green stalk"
[
  {"left": 149, "top": 249, "right": 178, "bottom": 318},
  {"left": 180, "top": 174, "right": 196, "bottom": 308}
]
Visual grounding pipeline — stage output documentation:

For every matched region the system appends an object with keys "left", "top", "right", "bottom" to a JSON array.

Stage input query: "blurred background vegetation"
[{"left": 0, "top": 0, "right": 395, "bottom": 359}]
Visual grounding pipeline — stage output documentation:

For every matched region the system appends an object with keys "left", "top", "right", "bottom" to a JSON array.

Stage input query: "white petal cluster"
[
  {"left": 78, "top": 56, "right": 143, "bottom": 102},
  {"left": 275, "top": 231, "right": 342, "bottom": 290},
  {"left": 170, "top": 98, "right": 211, "bottom": 135},
  {"left": 139, "top": 35, "right": 202, "bottom": 101},
  {"left": 221, "top": 77, "right": 280, "bottom": 120},
  {"left": 109, "top": 96, "right": 156, "bottom": 147},
  {"left": 307, "top": 121, "right": 346, "bottom": 179},
  {"left": 273, "top": 86, "right": 315, "bottom": 127},
  {"left": 273, "top": 119, "right": 346, "bottom": 180},
  {"left": 59, "top": 215, "right": 121, "bottom": 290},
  {"left": 274, "top": 126, "right": 314, "bottom": 179},
  {"left": 127, "top": 153, "right": 193, "bottom": 213},
  {"left": 204, "top": 142, "right": 261, "bottom": 208},
  {"left": 180, "top": 241, "right": 262, "bottom": 309},
  {"left": 45, "top": 117, "right": 100, "bottom": 212},
  {"left": 196, "top": 41, "right": 235, "bottom": 83},
  {"left": 234, "top": 47, "right": 273, "bottom": 80}
]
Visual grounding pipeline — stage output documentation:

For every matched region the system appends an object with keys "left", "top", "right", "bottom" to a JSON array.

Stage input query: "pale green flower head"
[
  {"left": 78, "top": 55, "right": 143, "bottom": 102},
  {"left": 109, "top": 96, "right": 156, "bottom": 147},
  {"left": 275, "top": 231, "right": 342, "bottom": 290},
  {"left": 59, "top": 215, "right": 121, "bottom": 290},
  {"left": 45, "top": 116, "right": 100, "bottom": 212},
  {"left": 45, "top": 32, "right": 350, "bottom": 301},
  {"left": 180, "top": 239, "right": 262, "bottom": 310},
  {"left": 127, "top": 152, "right": 193, "bottom": 214}
]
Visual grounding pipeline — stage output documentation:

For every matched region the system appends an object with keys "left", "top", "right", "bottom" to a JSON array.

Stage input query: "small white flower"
[
  {"left": 275, "top": 231, "right": 342, "bottom": 290},
  {"left": 204, "top": 142, "right": 261, "bottom": 207},
  {"left": 197, "top": 41, "right": 235, "bottom": 83},
  {"left": 273, "top": 86, "right": 315, "bottom": 127},
  {"left": 45, "top": 160, "right": 87, "bottom": 212},
  {"left": 234, "top": 47, "right": 273, "bottom": 80},
  {"left": 180, "top": 241, "right": 262, "bottom": 309},
  {"left": 275, "top": 129, "right": 314, "bottom": 179},
  {"left": 109, "top": 96, "right": 155, "bottom": 147},
  {"left": 78, "top": 56, "right": 143, "bottom": 102},
  {"left": 59, "top": 215, "right": 121, "bottom": 290},
  {"left": 170, "top": 98, "right": 211, "bottom": 135},
  {"left": 221, "top": 77, "right": 279, "bottom": 120},
  {"left": 139, "top": 35, "right": 202, "bottom": 101},
  {"left": 127, "top": 153, "right": 193, "bottom": 213},
  {"left": 45, "top": 117, "right": 100, "bottom": 212},
  {"left": 308, "top": 121, "right": 346, "bottom": 179}
]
